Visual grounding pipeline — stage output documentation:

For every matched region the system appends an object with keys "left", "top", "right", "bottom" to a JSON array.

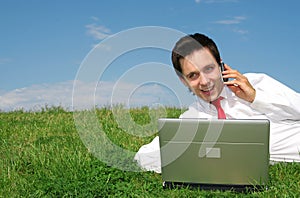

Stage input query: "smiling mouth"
[
  {"left": 199, "top": 86, "right": 215, "bottom": 97},
  {"left": 201, "top": 86, "right": 214, "bottom": 92}
]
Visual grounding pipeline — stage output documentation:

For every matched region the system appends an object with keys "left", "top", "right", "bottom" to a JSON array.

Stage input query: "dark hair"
[{"left": 171, "top": 33, "right": 221, "bottom": 75}]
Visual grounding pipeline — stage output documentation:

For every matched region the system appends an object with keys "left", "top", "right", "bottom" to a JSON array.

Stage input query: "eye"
[
  {"left": 187, "top": 72, "right": 200, "bottom": 81},
  {"left": 203, "top": 65, "right": 215, "bottom": 73}
]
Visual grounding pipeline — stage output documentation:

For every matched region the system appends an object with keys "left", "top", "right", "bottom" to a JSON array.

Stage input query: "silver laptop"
[{"left": 158, "top": 118, "right": 270, "bottom": 192}]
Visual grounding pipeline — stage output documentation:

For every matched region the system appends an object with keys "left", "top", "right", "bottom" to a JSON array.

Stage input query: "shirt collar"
[
  {"left": 220, "top": 86, "right": 235, "bottom": 100},
  {"left": 195, "top": 86, "right": 236, "bottom": 112}
]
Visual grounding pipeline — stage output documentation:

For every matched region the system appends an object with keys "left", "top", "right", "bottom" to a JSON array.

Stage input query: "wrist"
[{"left": 249, "top": 89, "right": 256, "bottom": 103}]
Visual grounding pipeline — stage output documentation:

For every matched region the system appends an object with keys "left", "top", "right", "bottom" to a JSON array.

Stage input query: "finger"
[
  {"left": 223, "top": 70, "right": 245, "bottom": 81},
  {"left": 222, "top": 72, "right": 240, "bottom": 80},
  {"left": 222, "top": 64, "right": 232, "bottom": 75},
  {"left": 226, "top": 83, "right": 242, "bottom": 95},
  {"left": 224, "top": 63, "right": 232, "bottom": 70},
  {"left": 222, "top": 66, "right": 240, "bottom": 76},
  {"left": 224, "top": 79, "right": 240, "bottom": 87}
]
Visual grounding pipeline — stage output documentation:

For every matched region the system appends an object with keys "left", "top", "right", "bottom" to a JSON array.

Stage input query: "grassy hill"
[{"left": 0, "top": 106, "right": 299, "bottom": 197}]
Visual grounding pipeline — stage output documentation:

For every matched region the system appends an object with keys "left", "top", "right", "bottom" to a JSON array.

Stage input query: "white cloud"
[
  {"left": 0, "top": 80, "right": 193, "bottom": 112},
  {"left": 213, "top": 16, "right": 248, "bottom": 35},
  {"left": 214, "top": 16, "right": 246, "bottom": 25},
  {"left": 233, "top": 28, "right": 249, "bottom": 35},
  {"left": 0, "top": 81, "right": 74, "bottom": 111},
  {"left": 90, "top": 16, "right": 99, "bottom": 21},
  {"left": 85, "top": 23, "right": 111, "bottom": 40}
]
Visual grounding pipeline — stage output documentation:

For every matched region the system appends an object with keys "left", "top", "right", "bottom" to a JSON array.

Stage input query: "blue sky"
[{"left": 1, "top": 0, "right": 300, "bottom": 111}]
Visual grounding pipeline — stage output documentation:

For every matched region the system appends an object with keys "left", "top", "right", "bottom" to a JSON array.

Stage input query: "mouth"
[
  {"left": 201, "top": 86, "right": 214, "bottom": 92},
  {"left": 200, "top": 86, "right": 214, "bottom": 96}
]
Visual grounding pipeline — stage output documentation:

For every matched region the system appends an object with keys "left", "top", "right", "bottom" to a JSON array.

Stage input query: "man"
[{"left": 134, "top": 33, "right": 300, "bottom": 173}]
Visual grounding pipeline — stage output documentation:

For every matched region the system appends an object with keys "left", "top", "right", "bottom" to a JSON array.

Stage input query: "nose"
[{"left": 198, "top": 73, "right": 209, "bottom": 86}]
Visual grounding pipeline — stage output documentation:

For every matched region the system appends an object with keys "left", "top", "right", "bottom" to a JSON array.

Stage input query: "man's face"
[{"left": 180, "top": 48, "right": 224, "bottom": 102}]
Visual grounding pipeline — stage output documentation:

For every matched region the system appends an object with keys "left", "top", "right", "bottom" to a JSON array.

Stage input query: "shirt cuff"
[{"left": 250, "top": 89, "right": 269, "bottom": 112}]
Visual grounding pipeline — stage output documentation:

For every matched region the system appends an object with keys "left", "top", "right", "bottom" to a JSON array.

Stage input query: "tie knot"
[{"left": 211, "top": 97, "right": 224, "bottom": 108}]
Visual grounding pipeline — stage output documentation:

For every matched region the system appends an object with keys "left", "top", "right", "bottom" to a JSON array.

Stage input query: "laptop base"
[{"left": 163, "top": 181, "right": 267, "bottom": 193}]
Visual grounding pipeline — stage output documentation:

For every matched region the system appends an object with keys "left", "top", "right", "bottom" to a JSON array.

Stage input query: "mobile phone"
[{"left": 220, "top": 62, "right": 228, "bottom": 82}]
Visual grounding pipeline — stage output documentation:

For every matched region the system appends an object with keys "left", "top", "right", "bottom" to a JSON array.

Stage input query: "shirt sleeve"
[{"left": 247, "top": 73, "right": 300, "bottom": 121}]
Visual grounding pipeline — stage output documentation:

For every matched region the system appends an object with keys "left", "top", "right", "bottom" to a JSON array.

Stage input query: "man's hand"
[{"left": 222, "top": 64, "right": 256, "bottom": 103}]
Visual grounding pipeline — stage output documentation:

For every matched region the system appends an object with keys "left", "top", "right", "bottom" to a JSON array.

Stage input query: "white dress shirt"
[{"left": 134, "top": 73, "right": 300, "bottom": 173}]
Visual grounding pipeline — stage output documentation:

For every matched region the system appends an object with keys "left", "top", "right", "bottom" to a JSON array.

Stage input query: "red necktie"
[{"left": 211, "top": 97, "right": 226, "bottom": 119}]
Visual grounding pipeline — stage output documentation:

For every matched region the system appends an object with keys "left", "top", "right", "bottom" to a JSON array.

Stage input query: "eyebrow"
[{"left": 204, "top": 63, "right": 216, "bottom": 68}]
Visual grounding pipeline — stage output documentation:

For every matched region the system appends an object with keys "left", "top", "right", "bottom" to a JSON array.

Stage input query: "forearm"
[{"left": 250, "top": 88, "right": 300, "bottom": 121}]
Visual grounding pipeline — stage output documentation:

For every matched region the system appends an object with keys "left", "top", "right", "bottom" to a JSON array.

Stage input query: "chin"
[
  {"left": 197, "top": 92, "right": 218, "bottom": 102},
  {"left": 196, "top": 94, "right": 213, "bottom": 102}
]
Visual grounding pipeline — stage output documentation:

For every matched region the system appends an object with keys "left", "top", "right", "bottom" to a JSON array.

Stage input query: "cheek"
[
  {"left": 215, "top": 77, "right": 225, "bottom": 91},
  {"left": 188, "top": 80, "right": 200, "bottom": 88},
  {"left": 209, "top": 71, "right": 223, "bottom": 84},
  {"left": 211, "top": 69, "right": 222, "bottom": 79}
]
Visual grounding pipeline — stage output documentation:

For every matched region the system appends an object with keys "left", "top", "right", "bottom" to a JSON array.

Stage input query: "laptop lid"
[{"left": 158, "top": 118, "right": 270, "bottom": 191}]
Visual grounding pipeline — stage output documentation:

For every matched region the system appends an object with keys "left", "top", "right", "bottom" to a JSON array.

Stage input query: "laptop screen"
[{"left": 158, "top": 118, "right": 270, "bottom": 191}]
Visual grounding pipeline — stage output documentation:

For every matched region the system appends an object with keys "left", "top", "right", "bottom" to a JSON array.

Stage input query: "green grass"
[{"left": 0, "top": 106, "right": 300, "bottom": 197}]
